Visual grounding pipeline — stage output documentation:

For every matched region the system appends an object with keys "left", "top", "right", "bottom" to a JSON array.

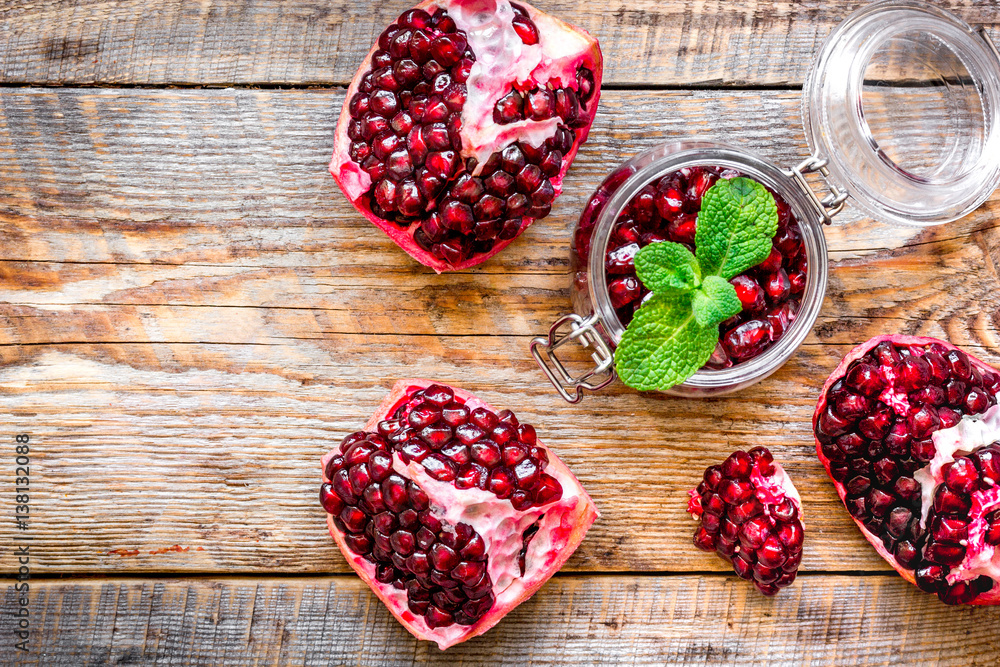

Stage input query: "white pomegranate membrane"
[
  {"left": 689, "top": 447, "right": 805, "bottom": 596},
  {"left": 915, "top": 406, "right": 1000, "bottom": 586},
  {"left": 574, "top": 165, "right": 807, "bottom": 367},
  {"left": 320, "top": 380, "right": 598, "bottom": 648},
  {"left": 815, "top": 336, "right": 1000, "bottom": 604},
  {"left": 330, "top": 0, "right": 602, "bottom": 271}
]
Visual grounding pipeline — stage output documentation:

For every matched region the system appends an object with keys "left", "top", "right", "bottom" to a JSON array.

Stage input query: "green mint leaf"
[
  {"left": 692, "top": 275, "right": 742, "bottom": 328},
  {"left": 634, "top": 241, "right": 701, "bottom": 294},
  {"left": 695, "top": 177, "right": 778, "bottom": 280},
  {"left": 614, "top": 293, "right": 718, "bottom": 392}
]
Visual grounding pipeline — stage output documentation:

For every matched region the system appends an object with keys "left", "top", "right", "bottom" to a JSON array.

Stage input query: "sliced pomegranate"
[
  {"left": 575, "top": 165, "right": 806, "bottom": 367},
  {"left": 689, "top": 446, "right": 804, "bottom": 595},
  {"left": 814, "top": 335, "right": 1000, "bottom": 605},
  {"left": 320, "top": 379, "right": 598, "bottom": 648},
  {"left": 331, "top": 0, "right": 603, "bottom": 272}
]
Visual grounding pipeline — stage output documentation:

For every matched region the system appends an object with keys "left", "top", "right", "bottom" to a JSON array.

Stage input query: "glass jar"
[{"left": 532, "top": 0, "right": 1000, "bottom": 403}]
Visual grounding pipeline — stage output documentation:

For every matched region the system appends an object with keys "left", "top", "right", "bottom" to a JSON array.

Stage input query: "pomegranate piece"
[
  {"left": 331, "top": 1, "right": 603, "bottom": 272},
  {"left": 320, "top": 380, "right": 598, "bottom": 648},
  {"left": 689, "top": 447, "right": 805, "bottom": 596},
  {"left": 577, "top": 165, "right": 805, "bottom": 368},
  {"left": 814, "top": 335, "right": 1000, "bottom": 605}
]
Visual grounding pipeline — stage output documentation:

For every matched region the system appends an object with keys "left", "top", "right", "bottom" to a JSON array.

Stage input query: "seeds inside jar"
[{"left": 576, "top": 165, "right": 808, "bottom": 368}]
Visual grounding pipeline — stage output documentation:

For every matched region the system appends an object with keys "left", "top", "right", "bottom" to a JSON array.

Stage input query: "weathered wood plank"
[
  {"left": 0, "top": 341, "right": 992, "bottom": 575},
  {"left": 1, "top": 0, "right": 998, "bottom": 87},
  {"left": 2, "top": 575, "right": 998, "bottom": 665},
  {"left": 0, "top": 213, "right": 996, "bottom": 340},
  {"left": 1, "top": 87, "right": 996, "bottom": 274}
]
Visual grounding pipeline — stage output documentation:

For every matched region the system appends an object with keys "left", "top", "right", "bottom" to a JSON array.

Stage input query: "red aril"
[
  {"left": 320, "top": 379, "right": 598, "bottom": 648},
  {"left": 814, "top": 335, "right": 1000, "bottom": 605},
  {"left": 689, "top": 446, "right": 805, "bottom": 595},
  {"left": 331, "top": 0, "right": 603, "bottom": 272}
]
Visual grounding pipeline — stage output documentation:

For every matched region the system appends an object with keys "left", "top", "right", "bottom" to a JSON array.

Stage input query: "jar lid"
[{"left": 803, "top": 0, "right": 1000, "bottom": 226}]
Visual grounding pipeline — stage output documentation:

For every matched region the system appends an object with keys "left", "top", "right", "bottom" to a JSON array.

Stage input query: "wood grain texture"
[
  {"left": 0, "top": 0, "right": 997, "bottom": 87},
  {"left": 0, "top": 87, "right": 998, "bottom": 574},
  {"left": 2, "top": 575, "right": 999, "bottom": 665}
]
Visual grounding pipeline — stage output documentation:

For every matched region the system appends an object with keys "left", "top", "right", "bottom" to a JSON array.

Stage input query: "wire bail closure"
[
  {"left": 785, "top": 156, "right": 850, "bottom": 225},
  {"left": 530, "top": 313, "right": 616, "bottom": 403},
  {"left": 979, "top": 26, "right": 1000, "bottom": 62}
]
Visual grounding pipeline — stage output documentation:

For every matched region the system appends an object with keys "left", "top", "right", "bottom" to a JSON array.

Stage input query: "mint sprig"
[
  {"left": 634, "top": 241, "right": 701, "bottom": 293},
  {"left": 614, "top": 293, "right": 717, "bottom": 391},
  {"left": 614, "top": 177, "right": 780, "bottom": 392},
  {"left": 696, "top": 176, "right": 779, "bottom": 279},
  {"left": 692, "top": 275, "right": 743, "bottom": 328}
]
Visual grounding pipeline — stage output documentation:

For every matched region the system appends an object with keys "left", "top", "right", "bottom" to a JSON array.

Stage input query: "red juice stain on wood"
[
  {"left": 107, "top": 549, "right": 140, "bottom": 557},
  {"left": 149, "top": 544, "right": 191, "bottom": 555}
]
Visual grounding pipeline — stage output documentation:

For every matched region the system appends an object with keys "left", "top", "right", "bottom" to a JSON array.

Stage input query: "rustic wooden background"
[{"left": 1, "top": 0, "right": 999, "bottom": 664}]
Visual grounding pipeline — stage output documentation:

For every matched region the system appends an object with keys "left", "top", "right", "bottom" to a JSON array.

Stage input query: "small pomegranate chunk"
[
  {"left": 331, "top": 0, "right": 603, "bottom": 272},
  {"left": 689, "top": 447, "right": 805, "bottom": 596},
  {"left": 576, "top": 165, "right": 806, "bottom": 368},
  {"left": 320, "top": 380, "right": 598, "bottom": 648},
  {"left": 814, "top": 335, "right": 1000, "bottom": 605}
]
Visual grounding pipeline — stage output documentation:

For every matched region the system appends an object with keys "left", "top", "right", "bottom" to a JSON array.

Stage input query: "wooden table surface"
[{"left": 1, "top": 0, "right": 999, "bottom": 664}]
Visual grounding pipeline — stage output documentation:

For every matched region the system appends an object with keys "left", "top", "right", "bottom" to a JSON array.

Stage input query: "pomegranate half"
[
  {"left": 330, "top": 0, "right": 603, "bottom": 272},
  {"left": 320, "top": 379, "right": 598, "bottom": 648},
  {"left": 814, "top": 335, "right": 1000, "bottom": 604}
]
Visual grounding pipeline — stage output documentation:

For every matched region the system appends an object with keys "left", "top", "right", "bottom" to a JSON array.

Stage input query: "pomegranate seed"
[
  {"left": 731, "top": 275, "right": 766, "bottom": 312},
  {"left": 654, "top": 185, "right": 683, "bottom": 217},
  {"left": 488, "top": 468, "right": 515, "bottom": 499},
  {"left": 722, "top": 319, "right": 772, "bottom": 362},
  {"left": 759, "top": 246, "right": 783, "bottom": 273},
  {"left": 943, "top": 457, "right": 979, "bottom": 494},
  {"left": 766, "top": 302, "right": 796, "bottom": 341},
  {"left": 817, "top": 406, "right": 853, "bottom": 440},
  {"left": 933, "top": 485, "right": 971, "bottom": 515},
  {"left": 985, "top": 511, "right": 1000, "bottom": 545},
  {"left": 605, "top": 243, "right": 640, "bottom": 274},
  {"left": 965, "top": 387, "right": 990, "bottom": 414},
  {"left": 833, "top": 392, "right": 871, "bottom": 419},
  {"left": 512, "top": 15, "right": 539, "bottom": 44},
  {"left": 757, "top": 535, "right": 786, "bottom": 568},
  {"left": 895, "top": 356, "right": 932, "bottom": 392},
  {"left": 906, "top": 405, "right": 939, "bottom": 439},
  {"left": 931, "top": 515, "right": 969, "bottom": 543},
  {"left": 667, "top": 214, "right": 697, "bottom": 244},
  {"left": 525, "top": 89, "right": 555, "bottom": 120},
  {"left": 764, "top": 269, "right": 791, "bottom": 303},
  {"left": 925, "top": 542, "right": 967, "bottom": 566},
  {"left": 608, "top": 276, "right": 642, "bottom": 309},
  {"left": 946, "top": 349, "right": 972, "bottom": 380},
  {"left": 320, "top": 483, "right": 345, "bottom": 515},
  {"left": 845, "top": 362, "right": 885, "bottom": 397},
  {"left": 867, "top": 488, "right": 895, "bottom": 517},
  {"left": 721, "top": 451, "right": 753, "bottom": 480}
]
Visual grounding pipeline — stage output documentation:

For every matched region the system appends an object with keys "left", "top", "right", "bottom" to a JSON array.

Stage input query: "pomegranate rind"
[
  {"left": 321, "top": 379, "right": 599, "bottom": 648},
  {"left": 329, "top": 0, "right": 604, "bottom": 273},
  {"left": 813, "top": 334, "right": 1000, "bottom": 605}
]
